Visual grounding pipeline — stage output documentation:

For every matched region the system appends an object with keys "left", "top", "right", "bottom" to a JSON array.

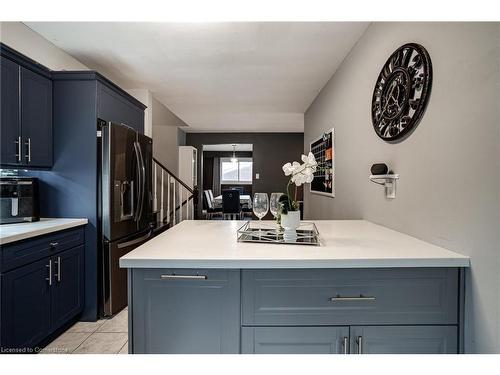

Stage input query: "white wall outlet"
[{"left": 255, "top": 173, "right": 260, "bottom": 179}]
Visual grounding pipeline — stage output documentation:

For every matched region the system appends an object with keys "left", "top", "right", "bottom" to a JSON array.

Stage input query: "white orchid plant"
[{"left": 280, "top": 152, "right": 318, "bottom": 214}]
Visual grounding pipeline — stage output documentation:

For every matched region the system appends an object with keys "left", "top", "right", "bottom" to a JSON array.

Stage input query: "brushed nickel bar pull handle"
[
  {"left": 15, "top": 137, "right": 21, "bottom": 162},
  {"left": 342, "top": 337, "right": 349, "bottom": 354},
  {"left": 356, "top": 336, "right": 363, "bottom": 354},
  {"left": 25, "top": 138, "right": 31, "bottom": 162},
  {"left": 49, "top": 242, "right": 59, "bottom": 247},
  {"left": 55, "top": 256, "right": 61, "bottom": 282},
  {"left": 160, "top": 274, "right": 207, "bottom": 280},
  {"left": 329, "top": 295, "right": 376, "bottom": 302},
  {"left": 45, "top": 260, "right": 52, "bottom": 286}
]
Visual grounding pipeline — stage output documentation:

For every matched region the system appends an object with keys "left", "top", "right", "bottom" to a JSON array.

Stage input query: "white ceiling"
[
  {"left": 203, "top": 144, "right": 253, "bottom": 152},
  {"left": 26, "top": 22, "right": 368, "bottom": 132}
]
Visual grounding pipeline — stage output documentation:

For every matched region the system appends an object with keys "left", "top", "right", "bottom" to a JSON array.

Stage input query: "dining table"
[{"left": 214, "top": 194, "right": 252, "bottom": 205}]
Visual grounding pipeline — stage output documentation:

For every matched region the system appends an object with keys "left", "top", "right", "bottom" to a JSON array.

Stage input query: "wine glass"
[
  {"left": 270, "top": 192, "right": 283, "bottom": 219},
  {"left": 253, "top": 193, "right": 269, "bottom": 234}
]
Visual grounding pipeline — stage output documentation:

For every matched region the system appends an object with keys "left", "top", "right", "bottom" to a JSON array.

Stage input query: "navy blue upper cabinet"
[
  {"left": 0, "top": 45, "right": 53, "bottom": 168},
  {"left": 0, "top": 57, "right": 21, "bottom": 165},
  {"left": 97, "top": 82, "right": 144, "bottom": 133},
  {"left": 20, "top": 67, "right": 53, "bottom": 167}
]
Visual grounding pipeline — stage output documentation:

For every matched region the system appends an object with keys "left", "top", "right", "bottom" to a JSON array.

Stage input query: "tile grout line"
[
  {"left": 70, "top": 326, "right": 101, "bottom": 354},
  {"left": 118, "top": 340, "right": 128, "bottom": 354},
  {"left": 65, "top": 311, "right": 127, "bottom": 354}
]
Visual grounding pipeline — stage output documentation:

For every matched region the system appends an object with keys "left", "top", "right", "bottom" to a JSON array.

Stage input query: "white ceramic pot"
[{"left": 281, "top": 210, "right": 300, "bottom": 241}]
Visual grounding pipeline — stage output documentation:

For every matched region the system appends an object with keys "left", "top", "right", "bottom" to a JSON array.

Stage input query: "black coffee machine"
[{"left": 0, "top": 177, "right": 40, "bottom": 224}]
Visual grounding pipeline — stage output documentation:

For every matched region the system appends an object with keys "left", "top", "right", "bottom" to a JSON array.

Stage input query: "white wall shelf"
[{"left": 369, "top": 174, "right": 400, "bottom": 199}]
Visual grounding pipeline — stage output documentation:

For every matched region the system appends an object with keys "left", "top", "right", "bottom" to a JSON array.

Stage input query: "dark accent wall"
[{"left": 186, "top": 133, "right": 304, "bottom": 217}]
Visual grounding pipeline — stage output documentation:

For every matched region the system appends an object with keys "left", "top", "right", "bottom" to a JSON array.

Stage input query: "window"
[{"left": 220, "top": 158, "right": 253, "bottom": 184}]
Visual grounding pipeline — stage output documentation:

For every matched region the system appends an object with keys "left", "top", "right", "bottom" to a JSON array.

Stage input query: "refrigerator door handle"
[
  {"left": 117, "top": 229, "right": 152, "bottom": 249},
  {"left": 135, "top": 142, "right": 146, "bottom": 221},
  {"left": 133, "top": 141, "right": 143, "bottom": 222},
  {"left": 136, "top": 141, "right": 146, "bottom": 221}
]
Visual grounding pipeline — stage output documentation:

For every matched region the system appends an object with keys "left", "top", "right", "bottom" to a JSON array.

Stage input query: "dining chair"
[
  {"left": 222, "top": 190, "right": 241, "bottom": 220},
  {"left": 241, "top": 193, "right": 253, "bottom": 218},
  {"left": 203, "top": 190, "right": 222, "bottom": 219},
  {"left": 230, "top": 186, "right": 245, "bottom": 195},
  {"left": 208, "top": 189, "right": 220, "bottom": 208}
]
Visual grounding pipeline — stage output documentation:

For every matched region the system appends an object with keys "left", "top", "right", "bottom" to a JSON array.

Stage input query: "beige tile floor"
[{"left": 41, "top": 307, "right": 128, "bottom": 354}]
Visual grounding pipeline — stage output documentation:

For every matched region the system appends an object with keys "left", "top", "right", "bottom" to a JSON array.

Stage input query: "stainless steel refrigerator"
[{"left": 98, "top": 119, "right": 153, "bottom": 317}]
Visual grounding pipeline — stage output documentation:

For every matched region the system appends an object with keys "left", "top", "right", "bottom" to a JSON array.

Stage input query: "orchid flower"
[
  {"left": 280, "top": 153, "right": 318, "bottom": 213},
  {"left": 283, "top": 152, "right": 317, "bottom": 187}
]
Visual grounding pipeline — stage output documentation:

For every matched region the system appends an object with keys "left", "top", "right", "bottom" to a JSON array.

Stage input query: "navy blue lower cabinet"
[
  {"left": 0, "top": 227, "right": 86, "bottom": 351},
  {"left": 0, "top": 257, "right": 52, "bottom": 350},
  {"left": 130, "top": 269, "right": 240, "bottom": 354},
  {"left": 241, "top": 327, "right": 350, "bottom": 354},
  {"left": 51, "top": 246, "right": 85, "bottom": 332},
  {"left": 349, "top": 326, "right": 458, "bottom": 354}
]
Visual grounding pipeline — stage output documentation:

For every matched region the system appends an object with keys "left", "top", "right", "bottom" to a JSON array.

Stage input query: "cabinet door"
[
  {"left": 241, "top": 326, "right": 350, "bottom": 354},
  {"left": 51, "top": 245, "right": 85, "bottom": 331},
  {"left": 131, "top": 269, "right": 240, "bottom": 354},
  {"left": 97, "top": 82, "right": 144, "bottom": 133},
  {"left": 0, "top": 57, "right": 21, "bottom": 165},
  {"left": 350, "top": 326, "right": 458, "bottom": 354},
  {"left": 0, "top": 257, "right": 52, "bottom": 349},
  {"left": 21, "top": 67, "right": 53, "bottom": 167}
]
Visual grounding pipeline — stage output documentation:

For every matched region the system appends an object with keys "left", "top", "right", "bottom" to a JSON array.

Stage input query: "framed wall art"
[{"left": 309, "top": 128, "right": 335, "bottom": 197}]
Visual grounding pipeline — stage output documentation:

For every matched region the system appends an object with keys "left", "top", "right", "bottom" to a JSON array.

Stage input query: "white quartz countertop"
[
  {"left": 0, "top": 218, "right": 88, "bottom": 245},
  {"left": 120, "top": 220, "right": 470, "bottom": 269}
]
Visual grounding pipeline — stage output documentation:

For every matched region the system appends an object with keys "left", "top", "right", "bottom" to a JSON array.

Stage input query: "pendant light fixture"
[{"left": 230, "top": 144, "right": 238, "bottom": 163}]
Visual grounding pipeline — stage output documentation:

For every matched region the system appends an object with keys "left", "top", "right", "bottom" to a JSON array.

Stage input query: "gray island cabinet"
[{"left": 120, "top": 220, "right": 470, "bottom": 354}]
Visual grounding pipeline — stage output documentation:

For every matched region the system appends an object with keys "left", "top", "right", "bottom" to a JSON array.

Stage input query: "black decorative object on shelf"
[
  {"left": 371, "top": 163, "right": 389, "bottom": 175},
  {"left": 371, "top": 43, "right": 432, "bottom": 143}
]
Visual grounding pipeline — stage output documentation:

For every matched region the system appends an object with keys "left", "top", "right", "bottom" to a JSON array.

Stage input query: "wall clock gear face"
[{"left": 371, "top": 43, "right": 432, "bottom": 142}]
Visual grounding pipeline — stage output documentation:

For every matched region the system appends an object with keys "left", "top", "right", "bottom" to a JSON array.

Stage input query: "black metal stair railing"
[{"left": 152, "top": 157, "right": 195, "bottom": 228}]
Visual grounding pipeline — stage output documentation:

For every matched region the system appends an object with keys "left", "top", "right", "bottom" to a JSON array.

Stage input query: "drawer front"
[
  {"left": 1, "top": 227, "right": 85, "bottom": 272},
  {"left": 242, "top": 268, "right": 459, "bottom": 326}
]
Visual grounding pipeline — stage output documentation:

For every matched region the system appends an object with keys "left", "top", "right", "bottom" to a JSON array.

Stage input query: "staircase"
[{"left": 152, "top": 157, "right": 195, "bottom": 230}]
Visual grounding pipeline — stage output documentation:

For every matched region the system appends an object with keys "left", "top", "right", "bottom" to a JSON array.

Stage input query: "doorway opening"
[{"left": 201, "top": 144, "right": 253, "bottom": 220}]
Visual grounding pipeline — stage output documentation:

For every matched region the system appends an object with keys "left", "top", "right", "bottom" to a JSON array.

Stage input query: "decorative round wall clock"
[{"left": 371, "top": 43, "right": 433, "bottom": 142}]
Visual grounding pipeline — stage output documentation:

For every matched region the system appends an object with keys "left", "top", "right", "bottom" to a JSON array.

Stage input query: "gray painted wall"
[
  {"left": 152, "top": 97, "right": 187, "bottom": 127},
  {"left": 153, "top": 125, "right": 182, "bottom": 173},
  {"left": 151, "top": 98, "right": 189, "bottom": 174},
  {"left": 186, "top": 133, "right": 304, "bottom": 216},
  {"left": 303, "top": 22, "right": 500, "bottom": 353}
]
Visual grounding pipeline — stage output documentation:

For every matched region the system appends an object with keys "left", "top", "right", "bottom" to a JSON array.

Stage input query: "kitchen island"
[{"left": 120, "top": 220, "right": 470, "bottom": 354}]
